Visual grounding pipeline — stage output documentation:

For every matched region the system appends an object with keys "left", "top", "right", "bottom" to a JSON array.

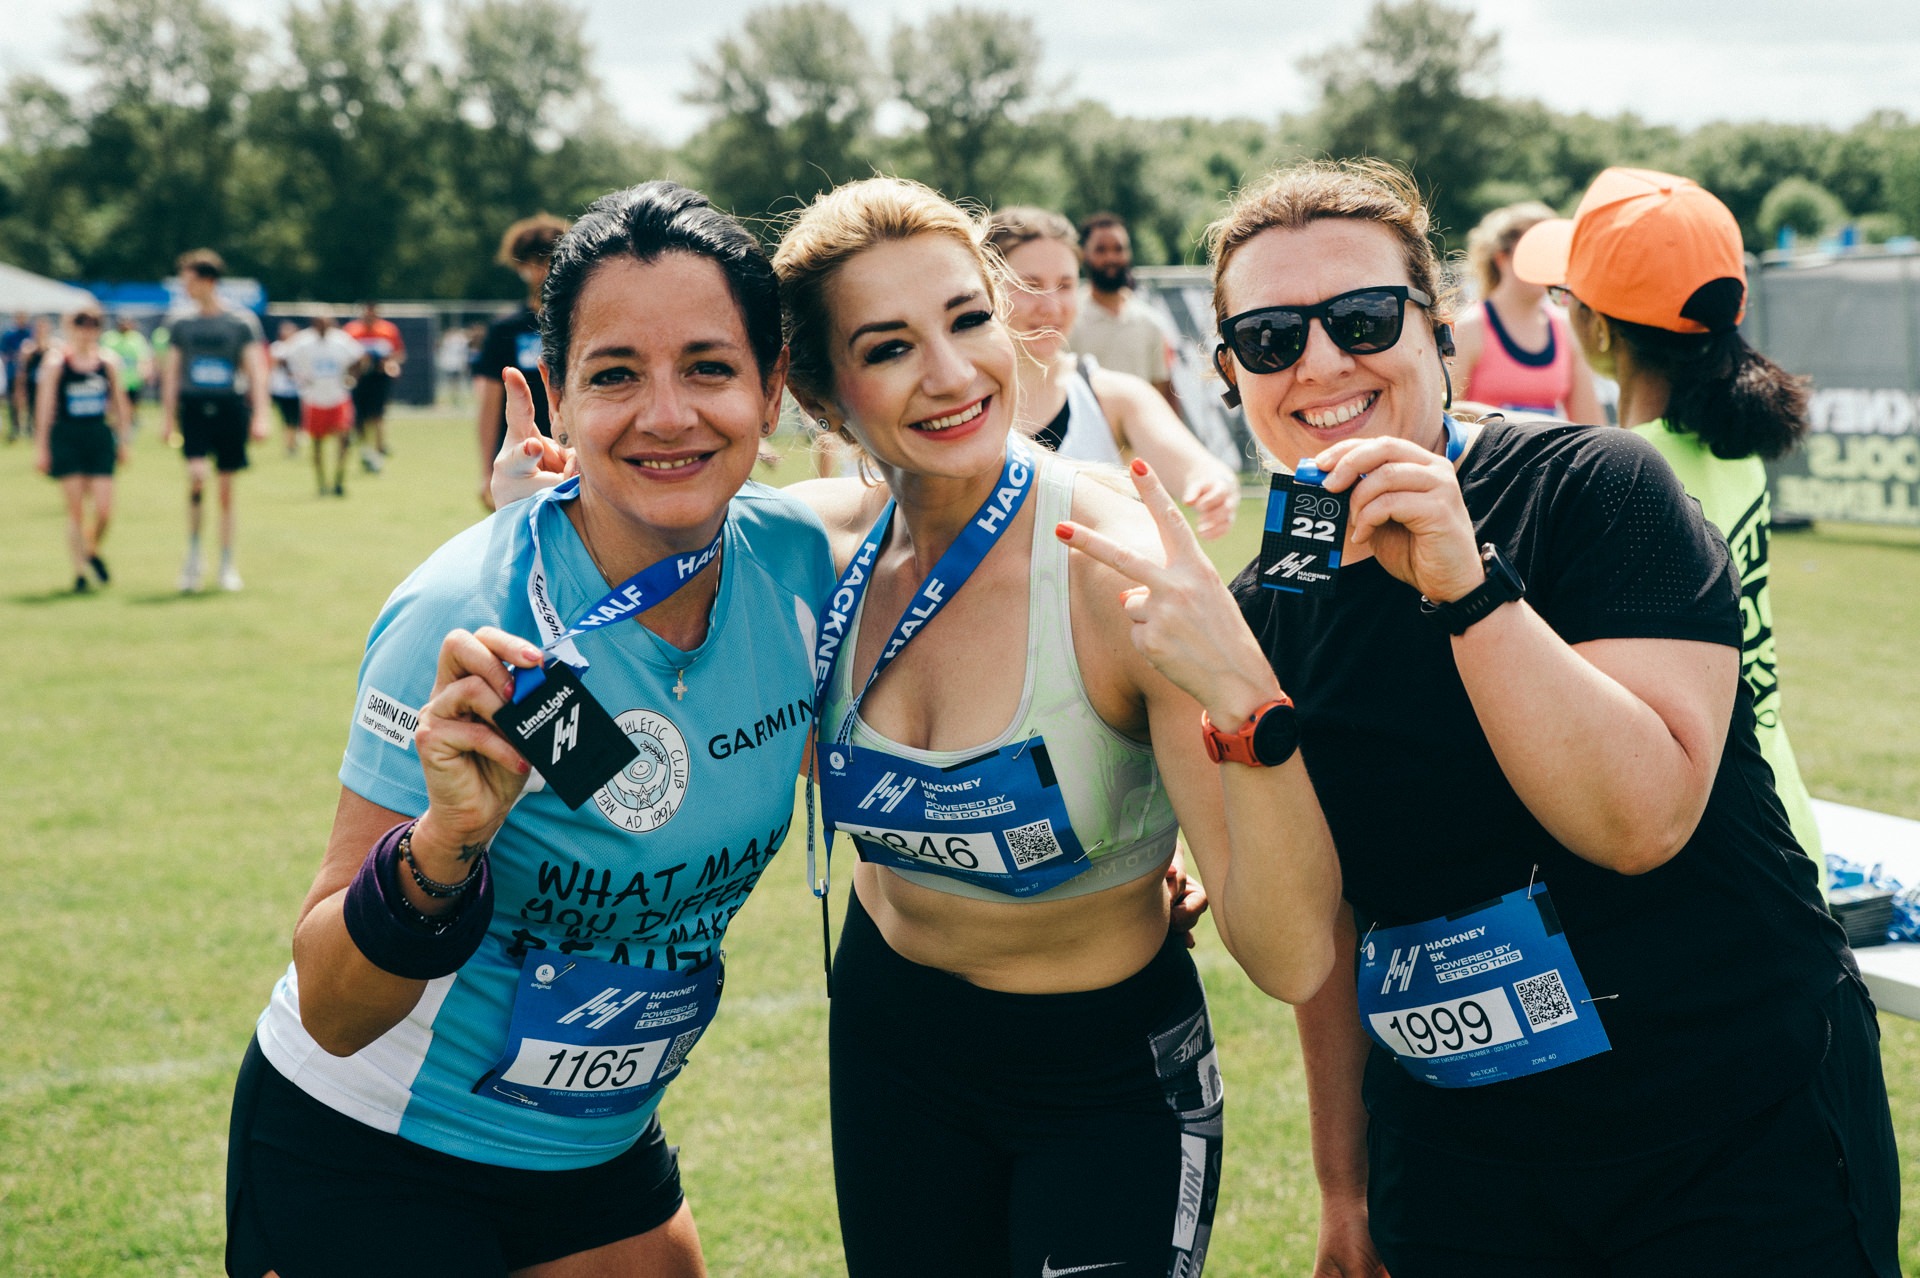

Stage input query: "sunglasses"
[
  {"left": 1546, "top": 285, "right": 1577, "bottom": 309},
  {"left": 1217, "top": 285, "right": 1432, "bottom": 375},
  {"left": 72, "top": 314, "right": 102, "bottom": 328}
]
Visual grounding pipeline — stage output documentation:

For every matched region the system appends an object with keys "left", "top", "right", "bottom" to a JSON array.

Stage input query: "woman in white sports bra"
[
  {"left": 985, "top": 206, "right": 1242, "bottom": 540},
  {"left": 777, "top": 178, "right": 1337, "bottom": 1277}
]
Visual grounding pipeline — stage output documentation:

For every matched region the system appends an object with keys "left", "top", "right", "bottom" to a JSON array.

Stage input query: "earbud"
[
  {"left": 1220, "top": 386, "right": 1242, "bottom": 410},
  {"left": 1435, "top": 324, "right": 1456, "bottom": 359}
]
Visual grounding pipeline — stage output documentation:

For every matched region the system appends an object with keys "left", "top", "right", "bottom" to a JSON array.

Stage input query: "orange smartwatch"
[{"left": 1200, "top": 695, "right": 1298, "bottom": 767}]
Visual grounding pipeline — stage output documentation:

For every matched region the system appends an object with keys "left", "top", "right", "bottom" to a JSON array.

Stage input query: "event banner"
[{"left": 1753, "top": 254, "right": 1920, "bottom": 527}]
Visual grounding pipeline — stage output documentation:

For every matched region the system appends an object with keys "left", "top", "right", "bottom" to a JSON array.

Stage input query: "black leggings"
[{"left": 830, "top": 891, "right": 1223, "bottom": 1278}]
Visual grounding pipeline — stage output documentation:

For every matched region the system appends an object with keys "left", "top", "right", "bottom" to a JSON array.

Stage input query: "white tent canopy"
[{"left": 0, "top": 261, "right": 97, "bottom": 315}]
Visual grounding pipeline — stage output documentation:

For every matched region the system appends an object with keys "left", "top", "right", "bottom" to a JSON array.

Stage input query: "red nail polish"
[
  {"left": 1131, "top": 458, "right": 1149, "bottom": 476},
  {"left": 1055, "top": 522, "right": 1072, "bottom": 540}
]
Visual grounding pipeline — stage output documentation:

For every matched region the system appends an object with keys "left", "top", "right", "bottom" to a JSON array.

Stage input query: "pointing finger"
[
  {"left": 1126, "top": 459, "right": 1206, "bottom": 565},
  {"left": 501, "top": 368, "right": 541, "bottom": 455},
  {"left": 1056, "top": 520, "right": 1170, "bottom": 591}
]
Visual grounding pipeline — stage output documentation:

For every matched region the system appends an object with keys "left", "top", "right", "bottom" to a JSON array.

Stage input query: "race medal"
[
  {"left": 493, "top": 659, "right": 638, "bottom": 810},
  {"left": 1258, "top": 462, "right": 1348, "bottom": 597},
  {"left": 477, "top": 952, "right": 723, "bottom": 1117},
  {"left": 1355, "top": 884, "right": 1612, "bottom": 1089},
  {"left": 817, "top": 735, "right": 1090, "bottom": 897}
]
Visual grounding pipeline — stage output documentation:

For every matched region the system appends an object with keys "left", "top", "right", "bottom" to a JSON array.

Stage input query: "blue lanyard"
[
  {"left": 513, "top": 477, "right": 724, "bottom": 702},
  {"left": 810, "top": 439, "right": 1036, "bottom": 732},
  {"left": 804, "top": 440, "right": 1037, "bottom": 899}
]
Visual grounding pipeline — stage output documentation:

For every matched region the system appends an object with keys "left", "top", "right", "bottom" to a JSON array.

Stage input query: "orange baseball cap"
[{"left": 1512, "top": 167, "right": 1747, "bottom": 335}]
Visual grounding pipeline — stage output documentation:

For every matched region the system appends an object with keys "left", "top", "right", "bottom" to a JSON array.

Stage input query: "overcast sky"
[{"left": 6, "top": 0, "right": 1917, "bottom": 141}]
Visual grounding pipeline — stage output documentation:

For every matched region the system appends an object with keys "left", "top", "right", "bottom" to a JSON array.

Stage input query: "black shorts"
[
  {"left": 1366, "top": 975, "right": 1900, "bottom": 1278},
  {"left": 830, "top": 890, "right": 1223, "bottom": 1277},
  {"left": 271, "top": 394, "right": 301, "bottom": 428},
  {"left": 225, "top": 1037, "right": 686, "bottom": 1278},
  {"left": 351, "top": 373, "right": 391, "bottom": 420},
  {"left": 49, "top": 418, "right": 116, "bottom": 477},
  {"left": 179, "top": 396, "right": 250, "bottom": 471}
]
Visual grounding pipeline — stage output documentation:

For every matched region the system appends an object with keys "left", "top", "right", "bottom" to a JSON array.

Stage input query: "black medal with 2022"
[
  {"left": 493, "top": 659, "right": 639, "bottom": 810},
  {"left": 1259, "top": 461, "right": 1349, "bottom": 598}
]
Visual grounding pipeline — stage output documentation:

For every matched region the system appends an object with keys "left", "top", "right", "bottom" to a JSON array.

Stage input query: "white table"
[{"left": 1816, "top": 799, "right": 1920, "bottom": 1019}]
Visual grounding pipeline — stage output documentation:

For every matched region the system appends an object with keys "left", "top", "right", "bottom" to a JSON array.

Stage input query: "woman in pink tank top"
[{"left": 1453, "top": 201, "right": 1603, "bottom": 422}]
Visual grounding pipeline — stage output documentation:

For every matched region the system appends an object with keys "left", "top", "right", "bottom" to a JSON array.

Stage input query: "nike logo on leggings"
[{"left": 1040, "top": 1260, "right": 1126, "bottom": 1276}]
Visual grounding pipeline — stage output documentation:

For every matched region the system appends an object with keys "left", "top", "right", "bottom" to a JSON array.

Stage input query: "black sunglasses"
[
  {"left": 1546, "top": 284, "right": 1577, "bottom": 309},
  {"left": 71, "top": 314, "right": 102, "bottom": 328},
  {"left": 1217, "top": 285, "right": 1432, "bottom": 375}
]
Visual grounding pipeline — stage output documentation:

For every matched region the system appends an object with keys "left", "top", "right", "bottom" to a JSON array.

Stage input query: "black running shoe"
[
  {"left": 89, "top": 554, "right": 110, "bottom": 584},
  {"left": 73, "top": 575, "right": 90, "bottom": 594}
]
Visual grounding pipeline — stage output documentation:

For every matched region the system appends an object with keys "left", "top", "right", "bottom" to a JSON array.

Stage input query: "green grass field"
[{"left": 3, "top": 408, "right": 1917, "bottom": 1275}]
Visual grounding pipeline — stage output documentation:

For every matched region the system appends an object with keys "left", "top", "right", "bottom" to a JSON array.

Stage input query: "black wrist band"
[{"left": 342, "top": 820, "right": 494, "bottom": 980}]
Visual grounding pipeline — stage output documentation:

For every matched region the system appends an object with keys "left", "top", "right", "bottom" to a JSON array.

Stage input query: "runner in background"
[
  {"left": 34, "top": 303, "right": 131, "bottom": 592},
  {"left": 475, "top": 212, "right": 570, "bottom": 509},
  {"left": 1453, "top": 202, "right": 1603, "bottom": 423},
  {"left": 987, "top": 206, "right": 1239, "bottom": 538},
  {"left": 1515, "top": 167, "right": 1828, "bottom": 871},
  {"left": 345, "top": 300, "right": 404, "bottom": 473},
  {"left": 1070, "top": 212, "right": 1185, "bottom": 422},
  {"left": 12, "top": 317, "right": 54, "bottom": 446},
  {"left": 101, "top": 315, "right": 154, "bottom": 435},
  {"left": 268, "top": 319, "right": 304, "bottom": 457},
  {"left": 2, "top": 311, "right": 31, "bottom": 442},
  {"left": 160, "top": 249, "right": 270, "bottom": 593},
  {"left": 282, "top": 305, "right": 368, "bottom": 497}
]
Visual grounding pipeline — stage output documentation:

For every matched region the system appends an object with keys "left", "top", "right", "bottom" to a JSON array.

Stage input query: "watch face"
[{"left": 1251, "top": 702, "right": 1300, "bottom": 767}]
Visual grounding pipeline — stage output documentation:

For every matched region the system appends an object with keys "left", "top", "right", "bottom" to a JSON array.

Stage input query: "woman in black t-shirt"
[{"left": 1057, "top": 159, "right": 1896, "bottom": 1278}]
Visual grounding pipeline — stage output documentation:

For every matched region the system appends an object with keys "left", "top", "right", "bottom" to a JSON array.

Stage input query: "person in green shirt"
[
  {"left": 101, "top": 315, "right": 154, "bottom": 431},
  {"left": 1514, "top": 167, "right": 1825, "bottom": 871}
]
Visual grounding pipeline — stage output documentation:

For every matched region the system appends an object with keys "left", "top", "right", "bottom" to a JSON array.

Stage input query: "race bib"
[
  {"left": 1355, "top": 884, "right": 1611, "bottom": 1088},
  {"left": 188, "top": 356, "right": 235, "bottom": 389},
  {"left": 65, "top": 375, "right": 108, "bottom": 418},
  {"left": 819, "top": 735, "right": 1090, "bottom": 897},
  {"left": 516, "top": 331, "right": 543, "bottom": 370},
  {"left": 477, "top": 951, "right": 723, "bottom": 1118}
]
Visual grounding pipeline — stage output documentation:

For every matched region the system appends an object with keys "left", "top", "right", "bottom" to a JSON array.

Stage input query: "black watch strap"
[{"left": 1422, "top": 544, "right": 1525, "bottom": 635}]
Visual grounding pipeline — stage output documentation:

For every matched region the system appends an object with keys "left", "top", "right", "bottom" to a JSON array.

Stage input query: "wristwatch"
[
  {"left": 1421, "top": 543, "right": 1526, "bottom": 635},
  {"left": 1201, "top": 695, "right": 1299, "bottom": 767}
]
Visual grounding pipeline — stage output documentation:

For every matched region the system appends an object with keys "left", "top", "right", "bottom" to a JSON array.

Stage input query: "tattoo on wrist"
[{"left": 457, "top": 842, "right": 487, "bottom": 864}]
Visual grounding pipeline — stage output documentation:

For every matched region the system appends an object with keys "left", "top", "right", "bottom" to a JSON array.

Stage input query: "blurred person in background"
[
  {"left": 12, "top": 316, "right": 54, "bottom": 445},
  {"left": 34, "top": 303, "right": 131, "bottom": 593},
  {"left": 268, "top": 319, "right": 304, "bottom": 457},
  {"left": 1453, "top": 201, "right": 1602, "bottom": 422},
  {"left": 1516, "top": 166, "right": 1826, "bottom": 869},
  {"left": 345, "top": 300, "right": 405, "bottom": 472},
  {"left": 2, "top": 311, "right": 31, "bottom": 441},
  {"left": 101, "top": 314, "right": 155, "bottom": 433},
  {"left": 1070, "top": 211, "right": 1185, "bottom": 421},
  {"left": 282, "top": 305, "right": 368, "bottom": 498},
  {"left": 476, "top": 213, "right": 571, "bottom": 509},
  {"left": 987, "top": 205, "right": 1239, "bottom": 538},
  {"left": 160, "top": 248, "right": 270, "bottom": 593}
]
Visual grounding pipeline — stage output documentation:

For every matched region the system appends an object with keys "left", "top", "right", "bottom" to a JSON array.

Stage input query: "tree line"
[{"left": 3, "top": 0, "right": 1916, "bottom": 304}]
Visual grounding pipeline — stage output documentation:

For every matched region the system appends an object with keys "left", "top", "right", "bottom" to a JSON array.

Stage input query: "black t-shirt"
[
  {"left": 476, "top": 307, "right": 550, "bottom": 451},
  {"left": 1232, "top": 417, "right": 1852, "bottom": 1162}
]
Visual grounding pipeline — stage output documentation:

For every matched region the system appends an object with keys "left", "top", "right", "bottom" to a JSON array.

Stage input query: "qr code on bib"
[
  {"left": 1004, "top": 818, "right": 1064, "bottom": 869},
  {"left": 1513, "top": 969, "right": 1577, "bottom": 1032}
]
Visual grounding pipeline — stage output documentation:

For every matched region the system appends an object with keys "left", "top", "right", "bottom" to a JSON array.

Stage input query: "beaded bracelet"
[
  {"left": 342, "top": 820, "right": 494, "bottom": 980},
  {"left": 400, "top": 823, "right": 487, "bottom": 899}
]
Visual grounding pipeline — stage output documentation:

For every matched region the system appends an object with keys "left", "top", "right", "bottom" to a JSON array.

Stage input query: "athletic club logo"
[{"left": 592, "top": 709, "right": 690, "bottom": 832}]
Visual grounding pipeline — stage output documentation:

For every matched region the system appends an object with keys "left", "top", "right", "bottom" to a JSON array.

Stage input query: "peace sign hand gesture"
[
  {"left": 1057, "top": 459, "right": 1283, "bottom": 724},
  {"left": 490, "top": 367, "right": 574, "bottom": 509}
]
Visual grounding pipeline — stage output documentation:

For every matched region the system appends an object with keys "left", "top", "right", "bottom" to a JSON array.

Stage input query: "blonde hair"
[
  {"left": 773, "top": 177, "right": 1007, "bottom": 410},
  {"left": 1465, "top": 200, "right": 1557, "bottom": 297},
  {"left": 1205, "top": 158, "right": 1454, "bottom": 334}
]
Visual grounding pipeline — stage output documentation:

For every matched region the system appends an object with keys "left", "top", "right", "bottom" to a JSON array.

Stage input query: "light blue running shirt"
[{"left": 255, "top": 482, "right": 833, "bottom": 1170}]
